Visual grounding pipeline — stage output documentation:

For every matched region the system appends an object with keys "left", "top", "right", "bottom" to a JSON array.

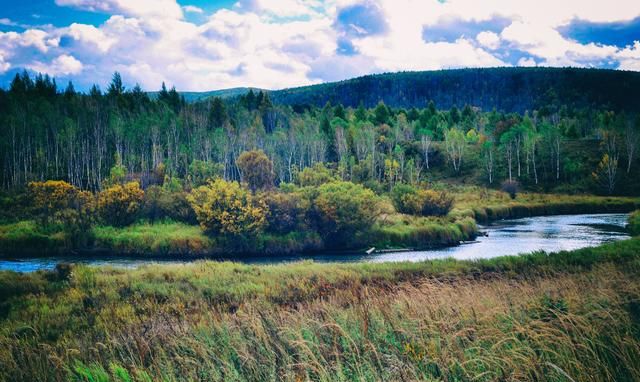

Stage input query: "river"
[{"left": 0, "top": 213, "right": 630, "bottom": 272}]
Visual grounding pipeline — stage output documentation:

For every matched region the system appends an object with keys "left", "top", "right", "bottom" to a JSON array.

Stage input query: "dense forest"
[
  {"left": 1, "top": 69, "right": 639, "bottom": 195},
  {"left": 195, "top": 68, "right": 640, "bottom": 113}
]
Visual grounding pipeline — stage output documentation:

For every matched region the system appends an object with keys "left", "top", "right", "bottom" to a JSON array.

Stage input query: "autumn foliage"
[
  {"left": 391, "top": 184, "right": 454, "bottom": 216},
  {"left": 97, "top": 181, "right": 144, "bottom": 227},
  {"left": 28, "top": 180, "right": 95, "bottom": 242},
  {"left": 187, "top": 178, "right": 267, "bottom": 236},
  {"left": 236, "top": 150, "right": 274, "bottom": 192}
]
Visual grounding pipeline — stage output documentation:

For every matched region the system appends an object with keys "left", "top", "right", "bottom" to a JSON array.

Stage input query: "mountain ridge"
[{"left": 178, "top": 67, "right": 640, "bottom": 113}]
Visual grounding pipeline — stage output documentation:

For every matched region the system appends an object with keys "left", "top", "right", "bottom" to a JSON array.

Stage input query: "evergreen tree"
[
  {"left": 209, "top": 97, "right": 228, "bottom": 129},
  {"left": 107, "top": 72, "right": 125, "bottom": 97}
]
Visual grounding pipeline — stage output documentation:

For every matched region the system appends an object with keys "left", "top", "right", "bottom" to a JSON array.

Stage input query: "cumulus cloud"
[
  {"left": 501, "top": 21, "right": 619, "bottom": 66},
  {"left": 182, "top": 5, "right": 204, "bottom": 14},
  {"left": 66, "top": 23, "right": 115, "bottom": 52},
  {"left": 0, "top": 0, "right": 639, "bottom": 91},
  {"left": 476, "top": 31, "right": 500, "bottom": 50},
  {"left": 234, "top": 0, "right": 322, "bottom": 19},
  {"left": 617, "top": 41, "right": 640, "bottom": 71},
  {"left": 0, "top": 54, "right": 10, "bottom": 73},
  {"left": 55, "top": 0, "right": 183, "bottom": 19},
  {"left": 30, "top": 54, "right": 83, "bottom": 75}
]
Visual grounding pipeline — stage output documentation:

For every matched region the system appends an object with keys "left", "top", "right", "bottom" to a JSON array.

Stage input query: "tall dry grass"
[{"left": 1, "top": 240, "right": 640, "bottom": 381}]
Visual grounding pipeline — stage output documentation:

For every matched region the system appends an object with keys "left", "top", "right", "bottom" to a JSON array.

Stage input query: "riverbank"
[
  {"left": 1, "top": 194, "right": 638, "bottom": 258},
  {"left": 0, "top": 216, "right": 479, "bottom": 258},
  {"left": 450, "top": 189, "right": 640, "bottom": 223},
  {"left": 1, "top": 238, "right": 639, "bottom": 381}
]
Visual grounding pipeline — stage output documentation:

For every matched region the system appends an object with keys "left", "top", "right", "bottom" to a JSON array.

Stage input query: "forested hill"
[
  {"left": 258, "top": 67, "right": 640, "bottom": 113},
  {"left": 149, "top": 87, "right": 261, "bottom": 102}
]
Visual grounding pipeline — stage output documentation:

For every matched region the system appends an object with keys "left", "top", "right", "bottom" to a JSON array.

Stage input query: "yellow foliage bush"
[
  {"left": 28, "top": 180, "right": 95, "bottom": 242},
  {"left": 97, "top": 181, "right": 144, "bottom": 227},
  {"left": 187, "top": 179, "right": 267, "bottom": 236},
  {"left": 391, "top": 184, "right": 453, "bottom": 216}
]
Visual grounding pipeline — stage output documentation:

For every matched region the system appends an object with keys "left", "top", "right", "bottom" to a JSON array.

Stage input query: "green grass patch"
[
  {"left": 0, "top": 220, "right": 67, "bottom": 254},
  {"left": 93, "top": 221, "right": 213, "bottom": 255},
  {"left": 373, "top": 215, "right": 477, "bottom": 248}
]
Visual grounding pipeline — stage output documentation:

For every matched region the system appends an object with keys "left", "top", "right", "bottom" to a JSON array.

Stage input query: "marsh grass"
[
  {"left": 448, "top": 187, "right": 640, "bottom": 223},
  {"left": 93, "top": 221, "right": 213, "bottom": 255},
  {"left": 373, "top": 215, "right": 477, "bottom": 248},
  {"left": 0, "top": 220, "right": 67, "bottom": 253},
  {"left": 1, "top": 239, "right": 640, "bottom": 381}
]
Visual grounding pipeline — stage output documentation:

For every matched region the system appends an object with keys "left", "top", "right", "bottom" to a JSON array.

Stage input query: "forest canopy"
[{"left": 0, "top": 68, "right": 638, "bottom": 198}]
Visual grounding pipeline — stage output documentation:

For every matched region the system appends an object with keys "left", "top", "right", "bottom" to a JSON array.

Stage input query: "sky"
[{"left": 0, "top": 0, "right": 639, "bottom": 92}]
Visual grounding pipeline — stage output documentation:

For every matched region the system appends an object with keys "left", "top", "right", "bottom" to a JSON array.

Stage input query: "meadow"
[{"left": 0, "top": 236, "right": 639, "bottom": 381}]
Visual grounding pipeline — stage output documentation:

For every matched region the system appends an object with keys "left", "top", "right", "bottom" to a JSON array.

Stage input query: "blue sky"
[{"left": 0, "top": 0, "right": 639, "bottom": 91}]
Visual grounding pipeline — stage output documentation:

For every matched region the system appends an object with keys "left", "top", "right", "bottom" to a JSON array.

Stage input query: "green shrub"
[
  {"left": 263, "top": 191, "right": 306, "bottom": 234},
  {"left": 313, "top": 181, "right": 379, "bottom": 245},
  {"left": 296, "top": 163, "right": 336, "bottom": 187},
  {"left": 390, "top": 184, "right": 417, "bottom": 212},
  {"left": 391, "top": 184, "right": 454, "bottom": 216},
  {"left": 141, "top": 186, "right": 196, "bottom": 224},
  {"left": 187, "top": 160, "right": 222, "bottom": 187}
]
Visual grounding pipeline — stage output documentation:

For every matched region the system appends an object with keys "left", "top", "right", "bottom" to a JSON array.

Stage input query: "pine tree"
[
  {"left": 209, "top": 97, "right": 228, "bottom": 129},
  {"left": 107, "top": 72, "right": 125, "bottom": 97}
]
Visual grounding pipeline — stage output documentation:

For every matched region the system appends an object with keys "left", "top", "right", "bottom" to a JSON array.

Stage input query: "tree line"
[{"left": 1, "top": 70, "right": 639, "bottom": 196}]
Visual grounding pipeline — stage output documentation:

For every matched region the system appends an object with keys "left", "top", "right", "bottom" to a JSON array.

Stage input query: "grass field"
[{"left": 1, "top": 238, "right": 639, "bottom": 381}]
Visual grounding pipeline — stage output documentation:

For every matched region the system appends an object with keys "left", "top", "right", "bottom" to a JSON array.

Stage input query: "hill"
[
  {"left": 150, "top": 87, "right": 263, "bottom": 102},
  {"left": 185, "top": 67, "right": 640, "bottom": 113}
]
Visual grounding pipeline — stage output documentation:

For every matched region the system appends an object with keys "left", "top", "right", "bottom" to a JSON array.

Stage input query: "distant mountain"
[
  {"left": 149, "top": 87, "right": 264, "bottom": 102},
  {"left": 181, "top": 67, "right": 640, "bottom": 113}
]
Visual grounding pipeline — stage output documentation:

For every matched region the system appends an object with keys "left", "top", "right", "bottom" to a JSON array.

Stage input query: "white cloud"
[
  {"left": 0, "top": 18, "right": 17, "bottom": 26},
  {"left": 1, "top": 0, "right": 639, "bottom": 92},
  {"left": 426, "top": 0, "right": 640, "bottom": 27},
  {"left": 616, "top": 41, "right": 640, "bottom": 71},
  {"left": 476, "top": 31, "right": 500, "bottom": 50},
  {"left": 501, "top": 21, "right": 618, "bottom": 66},
  {"left": 21, "top": 29, "right": 54, "bottom": 53},
  {"left": 30, "top": 54, "right": 83, "bottom": 75},
  {"left": 0, "top": 53, "right": 9, "bottom": 73},
  {"left": 55, "top": 0, "right": 183, "bottom": 19},
  {"left": 67, "top": 23, "right": 115, "bottom": 52},
  {"left": 234, "top": 0, "right": 322, "bottom": 19},
  {"left": 182, "top": 5, "right": 204, "bottom": 14}
]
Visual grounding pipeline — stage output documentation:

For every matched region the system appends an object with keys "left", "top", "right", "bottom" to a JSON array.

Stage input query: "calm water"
[{"left": 0, "top": 213, "right": 630, "bottom": 272}]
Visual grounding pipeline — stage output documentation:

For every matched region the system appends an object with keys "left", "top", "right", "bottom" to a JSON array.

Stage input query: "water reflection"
[{"left": 0, "top": 213, "right": 630, "bottom": 272}]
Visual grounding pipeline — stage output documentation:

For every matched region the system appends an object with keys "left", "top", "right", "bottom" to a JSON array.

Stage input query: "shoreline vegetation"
[
  {"left": 0, "top": 188, "right": 638, "bottom": 258},
  {"left": 1, "top": 237, "right": 639, "bottom": 380}
]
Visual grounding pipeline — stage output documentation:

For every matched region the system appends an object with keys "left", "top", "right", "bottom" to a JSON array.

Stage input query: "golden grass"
[{"left": 1, "top": 239, "right": 639, "bottom": 381}]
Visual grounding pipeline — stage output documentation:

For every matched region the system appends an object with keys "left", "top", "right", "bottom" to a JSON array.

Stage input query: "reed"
[{"left": 1, "top": 238, "right": 639, "bottom": 381}]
